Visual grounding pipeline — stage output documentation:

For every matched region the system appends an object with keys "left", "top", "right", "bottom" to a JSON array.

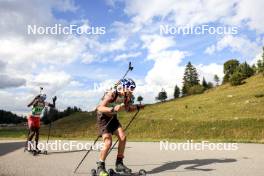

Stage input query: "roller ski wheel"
[
  {"left": 32, "top": 150, "right": 38, "bottom": 156},
  {"left": 138, "top": 169, "right": 146, "bottom": 176},
  {"left": 91, "top": 169, "right": 97, "bottom": 176},
  {"left": 108, "top": 169, "right": 115, "bottom": 176},
  {"left": 43, "top": 150, "right": 48, "bottom": 155},
  {"left": 98, "top": 171, "right": 109, "bottom": 176}
]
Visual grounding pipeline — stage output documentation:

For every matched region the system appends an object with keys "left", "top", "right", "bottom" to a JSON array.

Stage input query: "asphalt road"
[{"left": 0, "top": 140, "right": 263, "bottom": 176}]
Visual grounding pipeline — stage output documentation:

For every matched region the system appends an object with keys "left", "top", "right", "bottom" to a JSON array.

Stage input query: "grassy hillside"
[{"left": 1, "top": 74, "right": 264, "bottom": 142}]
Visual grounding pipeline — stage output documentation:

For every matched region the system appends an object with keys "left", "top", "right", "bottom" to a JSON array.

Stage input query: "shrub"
[
  {"left": 255, "top": 94, "right": 264, "bottom": 98},
  {"left": 187, "top": 85, "right": 205, "bottom": 95},
  {"left": 230, "top": 71, "right": 244, "bottom": 86}
]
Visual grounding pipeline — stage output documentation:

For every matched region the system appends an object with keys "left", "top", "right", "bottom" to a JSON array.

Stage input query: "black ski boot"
[
  {"left": 97, "top": 161, "right": 109, "bottom": 176},
  {"left": 116, "top": 159, "right": 132, "bottom": 173}
]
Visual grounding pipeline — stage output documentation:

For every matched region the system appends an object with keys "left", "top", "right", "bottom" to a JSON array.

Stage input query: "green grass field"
[{"left": 1, "top": 74, "right": 264, "bottom": 142}]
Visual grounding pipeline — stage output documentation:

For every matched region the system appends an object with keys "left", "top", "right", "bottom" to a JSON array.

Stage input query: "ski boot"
[
  {"left": 97, "top": 161, "right": 109, "bottom": 176},
  {"left": 116, "top": 160, "right": 132, "bottom": 174}
]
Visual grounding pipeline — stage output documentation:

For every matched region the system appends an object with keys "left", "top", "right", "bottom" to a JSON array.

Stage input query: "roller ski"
[
  {"left": 90, "top": 161, "right": 146, "bottom": 176},
  {"left": 32, "top": 148, "right": 42, "bottom": 156},
  {"left": 108, "top": 161, "right": 146, "bottom": 176},
  {"left": 91, "top": 168, "right": 146, "bottom": 176},
  {"left": 24, "top": 147, "right": 34, "bottom": 153},
  {"left": 107, "top": 169, "right": 146, "bottom": 176},
  {"left": 24, "top": 146, "right": 42, "bottom": 156}
]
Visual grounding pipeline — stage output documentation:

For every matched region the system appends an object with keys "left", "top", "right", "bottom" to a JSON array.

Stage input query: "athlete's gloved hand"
[
  {"left": 113, "top": 104, "right": 123, "bottom": 112},
  {"left": 52, "top": 96, "right": 57, "bottom": 107},
  {"left": 52, "top": 96, "right": 57, "bottom": 103}
]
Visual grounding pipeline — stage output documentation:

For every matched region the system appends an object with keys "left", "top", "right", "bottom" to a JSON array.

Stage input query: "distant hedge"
[{"left": 0, "top": 110, "right": 26, "bottom": 124}]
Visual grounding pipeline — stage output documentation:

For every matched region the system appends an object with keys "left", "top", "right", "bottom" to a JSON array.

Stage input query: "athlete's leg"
[
  {"left": 114, "top": 127, "right": 131, "bottom": 173},
  {"left": 27, "top": 127, "right": 35, "bottom": 150},
  {"left": 97, "top": 133, "right": 112, "bottom": 175},
  {"left": 114, "top": 127, "right": 126, "bottom": 159},
  {"left": 100, "top": 133, "right": 112, "bottom": 161}
]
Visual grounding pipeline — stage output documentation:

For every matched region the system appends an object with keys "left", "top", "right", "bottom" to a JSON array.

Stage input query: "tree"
[
  {"left": 137, "top": 96, "right": 143, "bottom": 104},
  {"left": 202, "top": 77, "right": 209, "bottom": 89},
  {"left": 257, "top": 47, "right": 264, "bottom": 74},
  {"left": 174, "top": 85, "right": 180, "bottom": 99},
  {"left": 223, "top": 59, "right": 240, "bottom": 83},
  {"left": 252, "top": 64, "right": 257, "bottom": 74},
  {"left": 182, "top": 62, "right": 200, "bottom": 96},
  {"left": 156, "top": 89, "right": 167, "bottom": 102},
  {"left": 237, "top": 62, "right": 254, "bottom": 79},
  {"left": 182, "top": 84, "right": 188, "bottom": 97},
  {"left": 207, "top": 82, "right": 214, "bottom": 89},
  {"left": 214, "top": 74, "right": 220, "bottom": 86},
  {"left": 0, "top": 110, "right": 26, "bottom": 124},
  {"left": 230, "top": 71, "right": 244, "bottom": 86}
]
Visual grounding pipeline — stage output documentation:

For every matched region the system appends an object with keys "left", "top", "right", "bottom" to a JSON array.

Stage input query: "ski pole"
[
  {"left": 106, "top": 109, "right": 140, "bottom": 159},
  {"left": 73, "top": 115, "right": 116, "bottom": 173},
  {"left": 43, "top": 96, "right": 57, "bottom": 154},
  {"left": 46, "top": 121, "right": 52, "bottom": 144},
  {"left": 122, "top": 62, "right": 133, "bottom": 79}
]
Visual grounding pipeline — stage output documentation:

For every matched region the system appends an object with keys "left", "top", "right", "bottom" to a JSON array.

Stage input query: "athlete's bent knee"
[{"left": 104, "top": 137, "right": 112, "bottom": 149}]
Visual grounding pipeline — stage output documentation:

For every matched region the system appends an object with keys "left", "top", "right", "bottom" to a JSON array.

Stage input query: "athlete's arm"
[
  {"left": 46, "top": 102, "right": 55, "bottom": 108},
  {"left": 97, "top": 92, "right": 125, "bottom": 113},
  {"left": 27, "top": 98, "right": 37, "bottom": 107},
  {"left": 45, "top": 101, "right": 55, "bottom": 108},
  {"left": 97, "top": 93, "right": 114, "bottom": 113},
  {"left": 46, "top": 96, "right": 57, "bottom": 108}
]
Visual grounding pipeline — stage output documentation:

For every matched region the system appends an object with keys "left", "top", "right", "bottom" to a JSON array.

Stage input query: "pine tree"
[
  {"left": 137, "top": 96, "right": 143, "bottom": 104},
  {"left": 214, "top": 74, "right": 220, "bottom": 86},
  {"left": 257, "top": 47, "right": 264, "bottom": 74},
  {"left": 237, "top": 62, "right": 254, "bottom": 79},
  {"left": 156, "top": 89, "right": 168, "bottom": 102},
  {"left": 202, "top": 77, "right": 208, "bottom": 89},
  {"left": 174, "top": 85, "right": 180, "bottom": 99},
  {"left": 182, "top": 62, "right": 200, "bottom": 96}
]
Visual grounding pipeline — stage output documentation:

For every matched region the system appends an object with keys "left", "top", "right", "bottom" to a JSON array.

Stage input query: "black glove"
[
  {"left": 52, "top": 96, "right": 57, "bottom": 107},
  {"left": 52, "top": 96, "right": 57, "bottom": 103}
]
